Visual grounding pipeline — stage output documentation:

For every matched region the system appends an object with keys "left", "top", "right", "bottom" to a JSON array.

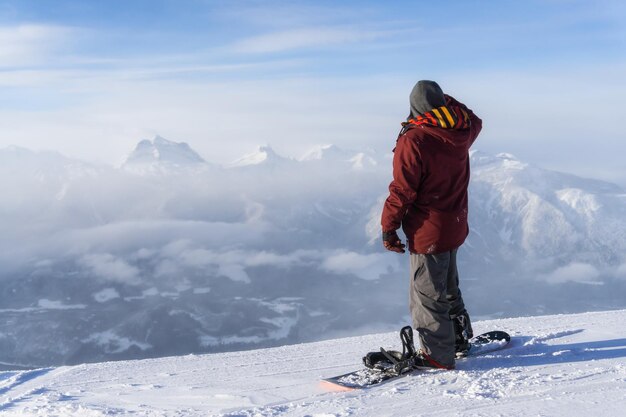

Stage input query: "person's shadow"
[{"left": 457, "top": 329, "right": 626, "bottom": 370}]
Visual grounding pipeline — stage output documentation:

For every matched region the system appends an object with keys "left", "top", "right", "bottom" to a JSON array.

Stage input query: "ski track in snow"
[{"left": 1, "top": 310, "right": 625, "bottom": 416}]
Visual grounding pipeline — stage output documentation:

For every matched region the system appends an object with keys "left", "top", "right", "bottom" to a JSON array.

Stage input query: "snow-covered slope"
[
  {"left": 467, "top": 150, "right": 626, "bottom": 264},
  {"left": 1, "top": 309, "right": 625, "bottom": 416}
]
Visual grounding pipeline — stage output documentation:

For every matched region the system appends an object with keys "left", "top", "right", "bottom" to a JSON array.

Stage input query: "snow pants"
[{"left": 409, "top": 249, "right": 467, "bottom": 368}]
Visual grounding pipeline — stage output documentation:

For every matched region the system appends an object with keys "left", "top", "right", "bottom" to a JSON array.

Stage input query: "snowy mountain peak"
[
  {"left": 299, "top": 144, "right": 346, "bottom": 161},
  {"left": 227, "top": 145, "right": 290, "bottom": 168},
  {"left": 496, "top": 152, "right": 519, "bottom": 161},
  {"left": 0, "top": 145, "right": 68, "bottom": 161},
  {"left": 152, "top": 135, "right": 173, "bottom": 146},
  {"left": 349, "top": 152, "right": 378, "bottom": 170},
  {"left": 470, "top": 150, "right": 525, "bottom": 168},
  {"left": 300, "top": 144, "right": 378, "bottom": 170},
  {"left": 0, "top": 145, "right": 95, "bottom": 176},
  {"left": 122, "top": 135, "right": 206, "bottom": 171},
  {"left": 467, "top": 148, "right": 625, "bottom": 263}
]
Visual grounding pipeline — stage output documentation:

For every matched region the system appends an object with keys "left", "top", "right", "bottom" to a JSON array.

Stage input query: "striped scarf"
[{"left": 405, "top": 105, "right": 471, "bottom": 130}]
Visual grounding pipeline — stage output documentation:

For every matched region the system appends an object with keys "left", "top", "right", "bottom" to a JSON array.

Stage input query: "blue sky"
[{"left": 1, "top": 0, "right": 625, "bottom": 182}]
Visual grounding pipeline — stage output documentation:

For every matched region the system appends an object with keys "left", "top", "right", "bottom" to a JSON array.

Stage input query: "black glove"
[{"left": 382, "top": 230, "right": 406, "bottom": 253}]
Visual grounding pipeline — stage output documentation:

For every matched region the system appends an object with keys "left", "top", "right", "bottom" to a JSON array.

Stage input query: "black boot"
[{"left": 451, "top": 310, "right": 473, "bottom": 357}]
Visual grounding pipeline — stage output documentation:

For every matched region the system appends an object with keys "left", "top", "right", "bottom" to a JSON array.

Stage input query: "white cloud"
[
  {"left": 217, "top": 263, "right": 250, "bottom": 283},
  {"left": 544, "top": 262, "right": 602, "bottom": 285},
  {"left": 80, "top": 253, "right": 141, "bottom": 284},
  {"left": 245, "top": 250, "right": 316, "bottom": 268},
  {"left": 0, "top": 24, "right": 73, "bottom": 67},
  {"left": 321, "top": 251, "right": 396, "bottom": 281},
  {"left": 93, "top": 288, "right": 120, "bottom": 303},
  {"left": 231, "top": 27, "right": 388, "bottom": 54},
  {"left": 158, "top": 247, "right": 319, "bottom": 283},
  {"left": 215, "top": 2, "right": 364, "bottom": 30},
  {"left": 37, "top": 299, "right": 86, "bottom": 310}
]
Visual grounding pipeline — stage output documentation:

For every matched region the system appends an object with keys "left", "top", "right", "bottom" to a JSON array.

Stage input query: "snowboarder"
[{"left": 381, "top": 80, "right": 483, "bottom": 369}]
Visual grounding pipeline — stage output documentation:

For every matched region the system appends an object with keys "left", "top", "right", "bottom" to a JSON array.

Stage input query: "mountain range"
[{"left": 0, "top": 135, "right": 624, "bottom": 367}]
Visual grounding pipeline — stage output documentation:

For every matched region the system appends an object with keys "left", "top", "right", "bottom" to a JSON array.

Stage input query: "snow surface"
[{"left": 1, "top": 309, "right": 625, "bottom": 416}]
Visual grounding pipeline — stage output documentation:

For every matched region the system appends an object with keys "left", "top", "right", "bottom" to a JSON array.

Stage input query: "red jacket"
[{"left": 381, "top": 95, "right": 482, "bottom": 254}]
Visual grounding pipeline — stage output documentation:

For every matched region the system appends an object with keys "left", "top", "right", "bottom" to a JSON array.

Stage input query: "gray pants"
[{"left": 409, "top": 249, "right": 467, "bottom": 367}]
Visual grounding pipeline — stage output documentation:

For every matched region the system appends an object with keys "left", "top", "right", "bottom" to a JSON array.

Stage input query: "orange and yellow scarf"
[{"left": 405, "top": 105, "right": 471, "bottom": 130}]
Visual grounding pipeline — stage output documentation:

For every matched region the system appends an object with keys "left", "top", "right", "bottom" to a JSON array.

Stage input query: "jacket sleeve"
[
  {"left": 445, "top": 94, "right": 483, "bottom": 145},
  {"left": 381, "top": 136, "right": 422, "bottom": 232}
]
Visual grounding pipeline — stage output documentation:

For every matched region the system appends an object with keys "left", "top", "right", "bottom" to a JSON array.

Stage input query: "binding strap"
[{"left": 400, "top": 326, "right": 416, "bottom": 358}]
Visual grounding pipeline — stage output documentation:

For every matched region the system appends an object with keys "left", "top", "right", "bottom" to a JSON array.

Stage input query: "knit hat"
[{"left": 409, "top": 80, "right": 446, "bottom": 119}]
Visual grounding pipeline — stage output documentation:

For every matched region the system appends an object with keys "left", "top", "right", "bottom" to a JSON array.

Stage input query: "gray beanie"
[{"left": 409, "top": 80, "right": 445, "bottom": 119}]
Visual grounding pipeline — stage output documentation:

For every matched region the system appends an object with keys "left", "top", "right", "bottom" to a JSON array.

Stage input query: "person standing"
[{"left": 381, "top": 80, "right": 482, "bottom": 369}]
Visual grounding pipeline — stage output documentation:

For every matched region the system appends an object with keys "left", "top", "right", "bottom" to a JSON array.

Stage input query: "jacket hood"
[{"left": 409, "top": 80, "right": 446, "bottom": 119}]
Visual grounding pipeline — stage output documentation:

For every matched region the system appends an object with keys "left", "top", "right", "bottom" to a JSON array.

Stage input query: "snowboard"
[{"left": 321, "top": 330, "right": 510, "bottom": 391}]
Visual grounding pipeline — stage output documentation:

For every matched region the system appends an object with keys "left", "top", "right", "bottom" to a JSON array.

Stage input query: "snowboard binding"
[
  {"left": 452, "top": 310, "right": 474, "bottom": 358},
  {"left": 363, "top": 326, "right": 417, "bottom": 375}
]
